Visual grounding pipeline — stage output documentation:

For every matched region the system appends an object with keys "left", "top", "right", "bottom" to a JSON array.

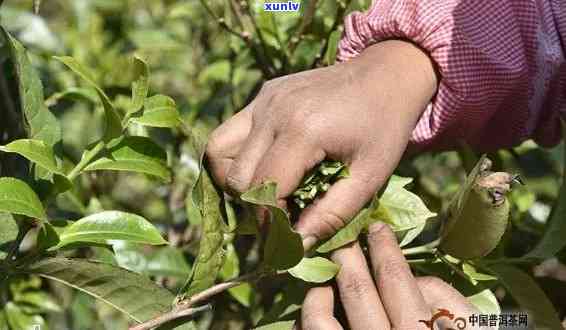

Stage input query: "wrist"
[{"left": 347, "top": 40, "right": 438, "bottom": 122}]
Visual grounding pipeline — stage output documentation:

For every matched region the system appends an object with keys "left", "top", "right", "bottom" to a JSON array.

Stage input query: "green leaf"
[
  {"left": 376, "top": 175, "right": 436, "bottom": 232},
  {"left": 45, "top": 87, "right": 99, "bottom": 106},
  {"left": 0, "top": 177, "right": 45, "bottom": 220},
  {"left": 4, "top": 302, "right": 47, "bottom": 330},
  {"left": 37, "top": 221, "right": 60, "bottom": 251},
  {"left": 317, "top": 175, "right": 435, "bottom": 253},
  {"left": 130, "top": 95, "right": 181, "bottom": 128},
  {"left": 462, "top": 263, "right": 497, "bottom": 285},
  {"left": 0, "top": 139, "right": 62, "bottom": 174},
  {"left": 489, "top": 264, "right": 562, "bottom": 329},
  {"left": 288, "top": 257, "right": 339, "bottom": 283},
  {"left": 22, "top": 257, "right": 175, "bottom": 323},
  {"left": 14, "top": 291, "right": 62, "bottom": 312},
  {"left": 129, "top": 55, "right": 150, "bottom": 116},
  {"left": 83, "top": 136, "right": 171, "bottom": 182},
  {"left": 440, "top": 156, "right": 511, "bottom": 259},
  {"left": 253, "top": 321, "right": 295, "bottom": 330},
  {"left": 0, "top": 213, "right": 18, "bottom": 260},
  {"left": 1, "top": 27, "right": 61, "bottom": 147},
  {"left": 323, "top": 30, "right": 340, "bottom": 66},
  {"left": 182, "top": 131, "right": 227, "bottom": 296},
  {"left": 242, "top": 182, "right": 303, "bottom": 270},
  {"left": 147, "top": 247, "right": 191, "bottom": 278},
  {"left": 56, "top": 211, "right": 167, "bottom": 248},
  {"left": 317, "top": 208, "right": 373, "bottom": 253},
  {"left": 467, "top": 289, "right": 500, "bottom": 316},
  {"left": 54, "top": 56, "right": 122, "bottom": 140},
  {"left": 526, "top": 121, "right": 566, "bottom": 259}
]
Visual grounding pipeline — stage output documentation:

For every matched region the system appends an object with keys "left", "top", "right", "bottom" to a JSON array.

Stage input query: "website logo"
[{"left": 263, "top": 1, "right": 301, "bottom": 12}]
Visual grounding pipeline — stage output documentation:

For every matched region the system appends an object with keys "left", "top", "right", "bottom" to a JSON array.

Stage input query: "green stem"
[
  {"left": 402, "top": 238, "right": 440, "bottom": 256},
  {"left": 66, "top": 141, "right": 105, "bottom": 181}
]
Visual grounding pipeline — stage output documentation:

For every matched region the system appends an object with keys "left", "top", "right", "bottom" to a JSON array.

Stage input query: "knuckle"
[
  {"left": 225, "top": 167, "right": 248, "bottom": 194},
  {"left": 341, "top": 276, "right": 375, "bottom": 298},
  {"left": 378, "top": 259, "right": 410, "bottom": 279}
]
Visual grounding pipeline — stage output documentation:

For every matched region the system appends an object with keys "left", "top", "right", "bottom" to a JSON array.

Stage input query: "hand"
[
  {"left": 206, "top": 40, "right": 437, "bottom": 247},
  {"left": 299, "top": 223, "right": 480, "bottom": 330}
]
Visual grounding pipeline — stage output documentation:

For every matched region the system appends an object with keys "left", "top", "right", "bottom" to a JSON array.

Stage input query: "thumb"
[{"left": 295, "top": 160, "right": 386, "bottom": 249}]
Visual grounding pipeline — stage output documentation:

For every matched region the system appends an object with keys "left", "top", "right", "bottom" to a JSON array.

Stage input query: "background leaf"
[
  {"left": 0, "top": 177, "right": 45, "bottom": 220},
  {"left": 83, "top": 136, "right": 170, "bottom": 181},
  {"left": 54, "top": 56, "right": 122, "bottom": 140},
  {"left": 56, "top": 210, "right": 167, "bottom": 248},
  {"left": 0, "top": 139, "right": 61, "bottom": 174},
  {"left": 22, "top": 257, "right": 175, "bottom": 323},
  {"left": 129, "top": 55, "right": 150, "bottom": 116},
  {"left": 0, "top": 213, "right": 18, "bottom": 260},
  {"left": 1, "top": 27, "right": 61, "bottom": 147},
  {"left": 489, "top": 264, "right": 562, "bottom": 329}
]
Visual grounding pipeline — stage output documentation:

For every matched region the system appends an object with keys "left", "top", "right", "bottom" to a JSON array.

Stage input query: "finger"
[
  {"left": 301, "top": 286, "right": 342, "bottom": 330},
  {"left": 331, "top": 242, "right": 389, "bottom": 330},
  {"left": 252, "top": 134, "right": 325, "bottom": 199},
  {"left": 225, "top": 123, "right": 274, "bottom": 194},
  {"left": 416, "top": 277, "right": 478, "bottom": 329},
  {"left": 207, "top": 109, "right": 253, "bottom": 189},
  {"left": 295, "top": 160, "right": 386, "bottom": 247},
  {"left": 367, "top": 223, "right": 430, "bottom": 328}
]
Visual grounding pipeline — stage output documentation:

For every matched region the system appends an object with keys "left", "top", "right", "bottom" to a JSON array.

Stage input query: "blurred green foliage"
[{"left": 1, "top": 0, "right": 566, "bottom": 329}]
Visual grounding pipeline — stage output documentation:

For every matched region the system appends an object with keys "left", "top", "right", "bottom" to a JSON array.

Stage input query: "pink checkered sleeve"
[{"left": 338, "top": 0, "right": 566, "bottom": 152}]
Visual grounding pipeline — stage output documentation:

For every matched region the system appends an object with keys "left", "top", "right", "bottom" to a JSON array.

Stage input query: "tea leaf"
[
  {"left": 22, "top": 257, "right": 175, "bottom": 323},
  {"left": 242, "top": 182, "right": 303, "bottom": 270},
  {"left": 0, "top": 139, "right": 62, "bottom": 174},
  {"left": 0, "top": 177, "right": 45, "bottom": 220},
  {"left": 489, "top": 264, "right": 562, "bottom": 329},
  {"left": 288, "top": 257, "right": 339, "bottom": 283},
  {"left": 54, "top": 56, "right": 122, "bottom": 140},
  {"left": 467, "top": 289, "right": 500, "bottom": 315},
  {"left": 1, "top": 27, "right": 61, "bottom": 146},
  {"left": 440, "top": 156, "right": 512, "bottom": 259},
  {"left": 182, "top": 132, "right": 227, "bottom": 296},
  {"left": 525, "top": 121, "right": 566, "bottom": 259},
  {"left": 253, "top": 321, "right": 295, "bottom": 330},
  {"left": 83, "top": 136, "right": 170, "bottom": 182},
  {"left": 56, "top": 211, "right": 167, "bottom": 248},
  {"left": 130, "top": 95, "right": 181, "bottom": 128},
  {"left": 129, "top": 55, "right": 150, "bottom": 116},
  {"left": 4, "top": 302, "right": 46, "bottom": 330},
  {"left": 0, "top": 213, "right": 18, "bottom": 260}
]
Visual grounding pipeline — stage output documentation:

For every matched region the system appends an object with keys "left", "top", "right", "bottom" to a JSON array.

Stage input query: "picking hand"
[{"left": 206, "top": 40, "right": 437, "bottom": 247}]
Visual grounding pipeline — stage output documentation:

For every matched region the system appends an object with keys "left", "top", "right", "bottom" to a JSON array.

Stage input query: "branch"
[
  {"left": 129, "top": 271, "right": 266, "bottom": 330},
  {"left": 288, "top": 0, "right": 319, "bottom": 54},
  {"left": 311, "top": 0, "right": 351, "bottom": 68}
]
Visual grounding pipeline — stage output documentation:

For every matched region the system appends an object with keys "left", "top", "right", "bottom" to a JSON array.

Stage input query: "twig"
[
  {"left": 288, "top": 0, "right": 319, "bottom": 54},
  {"left": 311, "top": 0, "right": 351, "bottom": 68},
  {"left": 129, "top": 271, "right": 266, "bottom": 330},
  {"left": 402, "top": 238, "right": 440, "bottom": 256},
  {"left": 199, "top": 0, "right": 274, "bottom": 78}
]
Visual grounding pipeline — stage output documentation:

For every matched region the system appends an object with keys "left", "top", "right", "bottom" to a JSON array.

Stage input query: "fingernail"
[
  {"left": 368, "top": 221, "right": 387, "bottom": 234},
  {"left": 302, "top": 235, "right": 318, "bottom": 251}
]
